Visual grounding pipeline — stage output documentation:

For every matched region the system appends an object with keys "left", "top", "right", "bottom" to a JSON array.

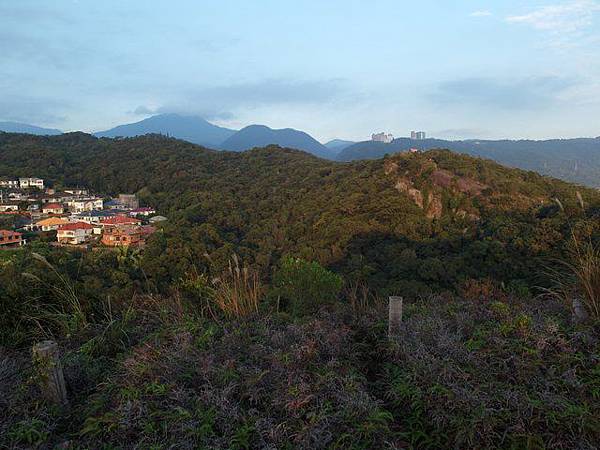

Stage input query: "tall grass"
[
  {"left": 22, "top": 252, "right": 87, "bottom": 335},
  {"left": 211, "top": 255, "right": 261, "bottom": 318},
  {"left": 344, "top": 281, "right": 380, "bottom": 315},
  {"left": 544, "top": 195, "right": 600, "bottom": 320}
]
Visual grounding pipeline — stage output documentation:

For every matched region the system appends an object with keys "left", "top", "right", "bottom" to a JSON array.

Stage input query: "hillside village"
[{"left": 0, "top": 177, "right": 166, "bottom": 249}]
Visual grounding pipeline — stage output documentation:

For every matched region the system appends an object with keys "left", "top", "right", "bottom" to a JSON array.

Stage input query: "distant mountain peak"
[
  {"left": 221, "top": 124, "right": 334, "bottom": 159},
  {"left": 0, "top": 121, "right": 62, "bottom": 135},
  {"left": 324, "top": 139, "right": 355, "bottom": 153},
  {"left": 94, "top": 113, "right": 236, "bottom": 148}
]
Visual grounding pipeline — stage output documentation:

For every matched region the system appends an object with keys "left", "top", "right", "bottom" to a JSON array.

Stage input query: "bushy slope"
[{"left": 0, "top": 132, "right": 598, "bottom": 295}]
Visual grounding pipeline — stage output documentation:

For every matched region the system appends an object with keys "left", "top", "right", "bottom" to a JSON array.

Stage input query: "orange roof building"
[{"left": 36, "top": 217, "right": 69, "bottom": 231}]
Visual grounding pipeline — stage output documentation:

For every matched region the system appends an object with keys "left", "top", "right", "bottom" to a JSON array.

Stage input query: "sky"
[{"left": 1, "top": 0, "right": 600, "bottom": 142}]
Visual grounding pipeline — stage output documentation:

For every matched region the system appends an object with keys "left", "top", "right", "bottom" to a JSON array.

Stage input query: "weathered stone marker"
[
  {"left": 32, "top": 340, "right": 68, "bottom": 406},
  {"left": 388, "top": 296, "right": 403, "bottom": 336},
  {"left": 572, "top": 298, "right": 589, "bottom": 324}
]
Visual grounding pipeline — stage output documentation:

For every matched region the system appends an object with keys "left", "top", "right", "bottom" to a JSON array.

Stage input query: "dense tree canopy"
[{"left": 0, "top": 132, "right": 598, "bottom": 298}]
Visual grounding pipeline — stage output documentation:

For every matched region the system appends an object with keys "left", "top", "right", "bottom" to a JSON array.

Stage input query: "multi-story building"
[
  {"left": 118, "top": 194, "right": 139, "bottom": 210},
  {"left": 411, "top": 131, "right": 426, "bottom": 140},
  {"left": 0, "top": 179, "right": 19, "bottom": 188},
  {"left": 129, "top": 207, "right": 156, "bottom": 217},
  {"left": 0, "top": 204, "right": 19, "bottom": 212},
  {"left": 36, "top": 217, "right": 70, "bottom": 231},
  {"left": 0, "top": 230, "right": 23, "bottom": 247},
  {"left": 101, "top": 224, "right": 155, "bottom": 247},
  {"left": 19, "top": 178, "right": 44, "bottom": 189},
  {"left": 100, "top": 215, "right": 141, "bottom": 228},
  {"left": 56, "top": 222, "right": 95, "bottom": 245},
  {"left": 66, "top": 198, "right": 104, "bottom": 213},
  {"left": 71, "top": 210, "right": 116, "bottom": 224},
  {"left": 64, "top": 188, "right": 89, "bottom": 196},
  {"left": 371, "top": 132, "right": 394, "bottom": 144},
  {"left": 42, "top": 203, "right": 65, "bottom": 215}
]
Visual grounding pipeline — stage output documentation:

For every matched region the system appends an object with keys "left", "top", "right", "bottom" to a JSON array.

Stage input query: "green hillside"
[{"left": 1, "top": 132, "right": 596, "bottom": 295}]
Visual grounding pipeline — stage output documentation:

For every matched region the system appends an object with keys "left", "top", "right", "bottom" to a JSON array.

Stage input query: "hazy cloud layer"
[
  {"left": 0, "top": 95, "right": 69, "bottom": 124},
  {"left": 134, "top": 78, "right": 354, "bottom": 121},
  {"left": 1, "top": 1, "right": 599, "bottom": 140},
  {"left": 429, "top": 77, "right": 576, "bottom": 110}
]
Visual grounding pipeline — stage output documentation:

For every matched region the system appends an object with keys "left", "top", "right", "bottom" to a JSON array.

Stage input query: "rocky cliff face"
[{"left": 384, "top": 154, "right": 490, "bottom": 220}]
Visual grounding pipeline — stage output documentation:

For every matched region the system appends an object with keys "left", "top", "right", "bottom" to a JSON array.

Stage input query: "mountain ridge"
[
  {"left": 338, "top": 136, "right": 600, "bottom": 187},
  {"left": 221, "top": 124, "right": 334, "bottom": 159},
  {"left": 94, "top": 113, "right": 236, "bottom": 147},
  {"left": 0, "top": 121, "right": 62, "bottom": 135}
]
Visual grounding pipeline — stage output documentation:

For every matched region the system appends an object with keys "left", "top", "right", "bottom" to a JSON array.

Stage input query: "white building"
[
  {"left": 0, "top": 179, "right": 19, "bottom": 188},
  {"left": 19, "top": 178, "right": 45, "bottom": 189},
  {"left": 411, "top": 131, "right": 426, "bottom": 140},
  {"left": 64, "top": 188, "right": 89, "bottom": 196},
  {"left": 371, "top": 132, "right": 394, "bottom": 144},
  {"left": 0, "top": 204, "right": 19, "bottom": 212},
  {"left": 66, "top": 198, "right": 104, "bottom": 213},
  {"left": 56, "top": 222, "right": 95, "bottom": 244}
]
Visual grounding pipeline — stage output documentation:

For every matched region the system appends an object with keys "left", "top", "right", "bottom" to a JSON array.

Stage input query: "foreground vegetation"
[{"left": 1, "top": 285, "right": 598, "bottom": 449}]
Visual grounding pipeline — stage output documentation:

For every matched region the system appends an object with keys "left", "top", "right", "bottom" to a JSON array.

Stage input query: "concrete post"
[
  {"left": 573, "top": 298, "right": 589, "bottom": 324},
  {"left": 388, "top": 296, "right": 403, "bottom": 336},
  {"left": 32, "top": 340, "right": 68, "bottom": 406}
]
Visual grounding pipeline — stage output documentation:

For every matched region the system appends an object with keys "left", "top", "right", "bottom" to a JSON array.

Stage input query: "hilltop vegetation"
[
  {"left": 338, "top": 137, "right": 600, "bottom": 187},
  {"left": 1, "top": 132, "right": 599, "bottom": 448},
  {"left": 1, "top": 132, "right": 598, "bottom": 297}
]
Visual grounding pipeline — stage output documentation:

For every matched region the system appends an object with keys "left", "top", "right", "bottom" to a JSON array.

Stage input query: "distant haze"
[{"left": 1, "top": 1, "right": 600, "bottom": 141}]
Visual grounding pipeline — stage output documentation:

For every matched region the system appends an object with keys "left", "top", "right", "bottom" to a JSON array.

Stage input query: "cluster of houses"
[{"left": 0, "top": 177, "right": 167, "bottom": 249}]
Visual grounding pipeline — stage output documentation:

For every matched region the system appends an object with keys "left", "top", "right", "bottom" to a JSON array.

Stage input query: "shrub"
[
  {"left": 273, "top": 257, "right": 343, "bottom": 316},
  {"left": 544, "top": 196, "right": 600, "bottom": 320}
]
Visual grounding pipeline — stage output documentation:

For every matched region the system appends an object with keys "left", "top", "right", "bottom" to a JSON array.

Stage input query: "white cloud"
[
  {"left": 507, "top": 0, "right": 600, "bottom": 34},
  {"left": 470, "top": 10, "right": 492, "bottom": 17}
]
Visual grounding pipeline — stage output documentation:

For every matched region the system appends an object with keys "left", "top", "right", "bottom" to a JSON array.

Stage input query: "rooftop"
[
  {"left": 101, "top": 216, "right": 141, "bottom": 225},
  {"left": 36, "top": 217, "right": 69, "bottom": 226},
  {"left": 44, "top": 202, "right": 63, "bottom": 209},
  {"left": 57, "top": 222, "right": 95, "bottom": 231}
]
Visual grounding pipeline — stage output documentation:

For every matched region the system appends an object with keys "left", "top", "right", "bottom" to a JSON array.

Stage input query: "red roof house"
[
  {"left": 0, "top": 230, "right": 23, "bottom": 247},
  {"left": 101, "top": 216, "right": 141, "bottom": 226},
  {"left": 56, "top": 222, "right": 94, "bottom": 245},
  {"left": 42, "top": 202, "right": 65, "bottom": 214}
]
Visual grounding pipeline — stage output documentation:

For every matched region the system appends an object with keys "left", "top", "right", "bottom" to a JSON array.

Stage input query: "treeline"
[{"left": 1, "top": 132, "right": 599, "bottom": 300}]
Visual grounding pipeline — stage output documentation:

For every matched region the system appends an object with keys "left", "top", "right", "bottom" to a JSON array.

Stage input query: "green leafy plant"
[{"left": 273, "top": 256, "right": 343, "bottom": 316}]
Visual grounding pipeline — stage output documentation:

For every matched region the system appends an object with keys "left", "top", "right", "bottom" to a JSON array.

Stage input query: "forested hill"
[
  {"left": 1, "top": 132, "right": 598, "bottom": 294},
  {"left": 338, "top": 137, "right": 600, "bottom": 187}
]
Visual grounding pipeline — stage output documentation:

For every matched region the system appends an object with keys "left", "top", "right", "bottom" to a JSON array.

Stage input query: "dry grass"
[
  {"left": 544, "top": 195, "right": 600, "bottom": 320},
  {"left": 211, "top": 255, "right": 261, "bottom": 318},
  {"left": 344, "top": 281, "right": 381, "bottom": 315},
  {"left": 21, "top": 252, "right": 87, "bottom": 335}
]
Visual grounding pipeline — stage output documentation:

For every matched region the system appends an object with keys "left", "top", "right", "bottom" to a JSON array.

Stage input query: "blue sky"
[{"left": 1, "top": 0, "right": 599, "bottom": 141}]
